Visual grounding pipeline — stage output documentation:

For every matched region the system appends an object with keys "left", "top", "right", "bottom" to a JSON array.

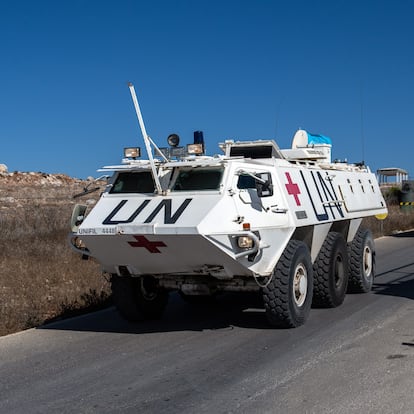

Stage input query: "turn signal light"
[{"left": 243, "top": 223, "right": 251, "bottom": 231}]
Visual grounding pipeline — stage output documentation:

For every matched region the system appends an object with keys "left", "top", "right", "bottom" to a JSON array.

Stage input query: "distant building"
[{"left": 377, "top": 167, "right": 408, "bottom": 187}]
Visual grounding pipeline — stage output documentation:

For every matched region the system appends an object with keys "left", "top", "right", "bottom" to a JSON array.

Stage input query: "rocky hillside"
[{"left": 0, "top": 171, "right": 100, "bottom": 211}]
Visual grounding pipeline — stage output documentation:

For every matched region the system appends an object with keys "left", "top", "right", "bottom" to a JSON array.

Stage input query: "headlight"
[
  {"left": 187, "top": 143, "right": 204, "bottom": 155},
  {"left": 237, "top": 236, "right": 254, "bottom": 249},
  {"left": 73, "top": 237, "right": 87, "bottom": 249},
  {"left": 124, "top": 147, "right": 141, "bottom": 159}
]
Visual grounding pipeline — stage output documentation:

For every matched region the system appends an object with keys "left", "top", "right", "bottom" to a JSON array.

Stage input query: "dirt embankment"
[{"left": 0, "top": 171, "right": 110, "bottom": 337}]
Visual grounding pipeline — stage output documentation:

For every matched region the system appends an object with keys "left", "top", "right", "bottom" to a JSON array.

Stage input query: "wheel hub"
[
  {"left": 293, "top": 264, "right": 307, "bottom": 307},
  {"left": 363, "top": 246, "right": 373, "bottom": 278},
  {"left": 334, "top": 254, "right": 344, "bottom": 288}
]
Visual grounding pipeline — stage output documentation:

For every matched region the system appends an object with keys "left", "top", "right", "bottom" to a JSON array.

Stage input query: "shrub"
[{"left": 382, "top": 186, "right": 401, "bottom": 206}]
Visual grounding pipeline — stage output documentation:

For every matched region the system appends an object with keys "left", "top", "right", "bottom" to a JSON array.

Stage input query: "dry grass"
[
  {"left": 0, "top": 175, "right": 111, "bottom": 337},
  {"left": 363, "top": 204, "right": 414, "bottom": 238},
  {"left": 0, "top": 176, "right": 413, "bottom": 337},
  {"left": 0, "top": 204, "right": 111, "bottom": 337}
]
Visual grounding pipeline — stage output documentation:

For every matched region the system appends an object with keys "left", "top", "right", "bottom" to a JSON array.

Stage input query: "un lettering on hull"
[{"left": 281, "top": 167, "right": 385, "bottom": 223}]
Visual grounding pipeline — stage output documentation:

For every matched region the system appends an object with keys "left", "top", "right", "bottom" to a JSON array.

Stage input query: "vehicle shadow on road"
[
  {"left": 391, "top": 230, "right": 414, "bottom": 238},
  {"left": 373, "top": 276, "right": 414, "bottom": 301},
  {"left": 373, "top": 257, "right": 414, "bottom": 300},
  {"left": 39, "top": 292, "right": 276, "bottom": 334}
]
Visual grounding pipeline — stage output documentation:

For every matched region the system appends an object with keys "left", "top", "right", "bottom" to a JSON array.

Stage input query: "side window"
[
  {"left": 256, "top": 172, "right": 273, "bottom": 197},
  {"left": 237, "top": 174, "right": 256, "bottom": 189}
]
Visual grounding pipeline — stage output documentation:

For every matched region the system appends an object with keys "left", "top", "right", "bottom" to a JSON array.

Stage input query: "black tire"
[
  {"left": 111, "top": 275, "right": 169, "bottom": 321},
  {"left": 347, "top": 228, "right": 375, "bottom": 293},
  {"left": 312, "top": 232, "right": 349, "bottom": 308},
  {"left": 263, "top": 240, "right": 313, "bottom": 328}
]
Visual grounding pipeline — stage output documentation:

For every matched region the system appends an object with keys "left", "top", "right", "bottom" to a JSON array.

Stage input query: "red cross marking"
[
  {"left": 128, "top": 235, "right": 166, "bottom": 253},
  {"left": 285, "top": 172, "right": 301, "bottom": 206}
]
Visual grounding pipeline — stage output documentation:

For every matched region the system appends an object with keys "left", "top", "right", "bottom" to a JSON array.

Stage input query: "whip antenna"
[{"left": 128, "top": 82, "right": 163, "bottom": 194}]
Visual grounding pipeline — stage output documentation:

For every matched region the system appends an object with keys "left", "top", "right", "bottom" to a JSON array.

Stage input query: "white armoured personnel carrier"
[{"left": 69, "top": 84, "right": 388, "bottom": 328}]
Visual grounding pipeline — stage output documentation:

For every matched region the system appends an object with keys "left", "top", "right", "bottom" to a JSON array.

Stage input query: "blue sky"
[{"left": 1, "top": 0, "right": 413, "bottom": 179}]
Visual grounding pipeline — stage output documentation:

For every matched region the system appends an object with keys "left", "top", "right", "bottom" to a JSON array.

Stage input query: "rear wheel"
[
  {"left": 111, "top": 275, "right": 169, "bottom": 321},
  {"left": 263, "top": 240, "right": 313, "bottom": 328},
  {"left": 347, "top": 228, "right": 375, "bottom": 293},
  {"left": 312, "top": 232, "right": 349, "bottom": 308}
]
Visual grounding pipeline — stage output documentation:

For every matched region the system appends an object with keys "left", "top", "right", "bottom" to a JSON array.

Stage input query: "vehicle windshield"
[
  {"left": 109, "top": 171, "right": 155, "bottom": 193},
  {"left": 171, "top": 167, "right": 223, "bottom": 191}
]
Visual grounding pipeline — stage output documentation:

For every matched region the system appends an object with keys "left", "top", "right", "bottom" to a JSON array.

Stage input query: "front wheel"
[
  {"left": 263, "top": 240, "right": 313, "bottom": 328},
  {"left": 111, "top": 275, "right": 169, "bottom": 321}
]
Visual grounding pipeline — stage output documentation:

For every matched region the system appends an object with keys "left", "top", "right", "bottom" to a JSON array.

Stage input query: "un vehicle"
[{"left": 69, "top": 84, "right": 388, "bottom": 328}]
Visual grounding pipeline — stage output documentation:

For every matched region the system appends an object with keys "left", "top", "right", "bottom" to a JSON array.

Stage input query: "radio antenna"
[
  {"left": 128, "top": 82, "right": 163, "bottom": 194},
  {"left": 360, "top": 83, "right": 365, "bottom": 163}
]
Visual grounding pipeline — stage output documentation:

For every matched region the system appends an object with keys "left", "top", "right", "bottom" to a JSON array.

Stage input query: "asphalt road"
[{"left": 1, "top": 232, "right": 414, "bottom": 414}]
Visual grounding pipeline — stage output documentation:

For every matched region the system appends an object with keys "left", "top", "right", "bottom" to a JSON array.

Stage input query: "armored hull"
[
  {"left": 69, "top": 86, "right": 387, "bottom": 328},
  {"left": 73, "top": 155, "right": 386, "bottom": 278}
]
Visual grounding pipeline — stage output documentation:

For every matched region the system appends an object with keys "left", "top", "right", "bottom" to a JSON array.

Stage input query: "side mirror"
[{"left": 255, "top": 172, "right": 273, "bottom": 197}]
